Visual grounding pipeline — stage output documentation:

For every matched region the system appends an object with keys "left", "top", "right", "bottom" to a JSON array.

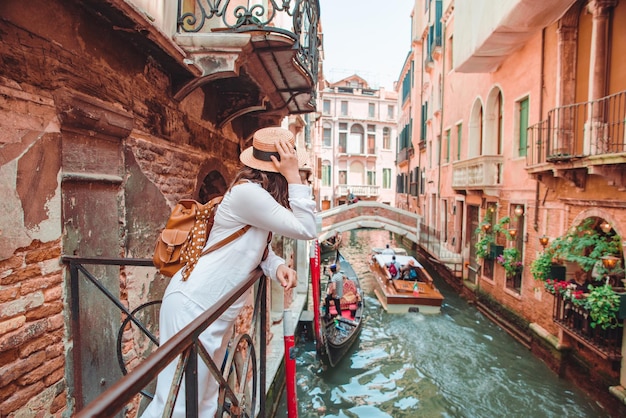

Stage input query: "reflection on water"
[{"left": 276, "top": 229, "right": 608, "bottom": 418}]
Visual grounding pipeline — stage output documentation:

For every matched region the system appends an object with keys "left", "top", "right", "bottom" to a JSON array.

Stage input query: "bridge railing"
[{"left": 418, "top": 224, "right": 463, "bottom": 275}]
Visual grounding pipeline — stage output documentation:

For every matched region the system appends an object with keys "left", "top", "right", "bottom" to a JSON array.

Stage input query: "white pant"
[{"left": 140, "top": 292, "right": 234, "bottom": 418}]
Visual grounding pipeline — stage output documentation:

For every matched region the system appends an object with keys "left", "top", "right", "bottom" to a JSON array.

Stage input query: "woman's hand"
[
  {"left": 276, "top": 264, "right": 298, "bottom": 289},
  {"left": 270, "top": 138, "right": 302, "bottom": 184}
]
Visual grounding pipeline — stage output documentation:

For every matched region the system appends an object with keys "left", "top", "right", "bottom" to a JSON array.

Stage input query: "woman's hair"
[{"left": 230, "top": 166, "right": 290, "bottom": 208}]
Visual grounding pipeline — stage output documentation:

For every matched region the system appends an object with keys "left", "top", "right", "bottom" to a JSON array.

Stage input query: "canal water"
[{"left": 276, "top": 229, "right": 609, "bottom": 417}]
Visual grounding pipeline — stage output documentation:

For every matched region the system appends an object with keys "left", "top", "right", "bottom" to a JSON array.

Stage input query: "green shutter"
[{"left": 519, "top": 98, "right": 529, "bottom": 157}]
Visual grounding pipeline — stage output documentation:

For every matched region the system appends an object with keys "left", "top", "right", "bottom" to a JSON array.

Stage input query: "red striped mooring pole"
[
  {"left": 283, "top": 309, "right": 297, "bottom": 417},
  {"left": 310, "top": 240, "right": 322, "bottom": 349}
]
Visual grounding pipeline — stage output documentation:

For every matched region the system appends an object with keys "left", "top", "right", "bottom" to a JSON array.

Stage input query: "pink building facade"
[
  {"left": 399, "top": 0, "right": 626, "bottom": 413},
  {"left": 316, "top": 75, "right": 398, "bottom": 209}
]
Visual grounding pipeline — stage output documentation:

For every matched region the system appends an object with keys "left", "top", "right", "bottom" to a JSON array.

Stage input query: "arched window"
[
  {"left": 468, "top": 98, "right": 484, "bottom": 158},
  {"left": 383, "top": 127, "right": 391, "bottom": 149},
  {"left": 485, "top": 87, "right": 503, "bottom": 155},
  {"left": 348, "top": 161, "right": 364, "bottom": 185},
  {"left": 348, "top": 124, "right": 364, "bottom": 154}
]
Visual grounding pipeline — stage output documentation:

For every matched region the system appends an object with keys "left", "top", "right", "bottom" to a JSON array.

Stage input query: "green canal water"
[{"left": 275, "top": 229, "right": 609, "bottom": 418}]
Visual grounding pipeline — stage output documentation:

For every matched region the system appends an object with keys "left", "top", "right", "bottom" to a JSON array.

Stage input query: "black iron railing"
[
  {"left": 177, "top": 0, "right": 320, "bottom": 85},
  {"left": 553, "top": 292, "right": 623, "bottom": 360},
  {"left": 528, "top": 90, "right": 626, "bottom": 166},
  {"left": 63, "top": 256, "right": 267, "bottom": 418}
]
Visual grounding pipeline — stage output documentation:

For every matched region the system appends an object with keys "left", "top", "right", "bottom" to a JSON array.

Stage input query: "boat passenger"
[
  {"left": 386, "top": 255, "right": 402, "bottom": 280},
  {"left": 381, "top": 244, "right": 395, "bottom": 255},
  {"left": 401, "top": 259, "right": 419, "bottom": 280}
]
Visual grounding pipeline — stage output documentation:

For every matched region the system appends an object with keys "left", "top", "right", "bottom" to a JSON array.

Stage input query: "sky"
[{"left": 319, "top": 0, "right": 415, "bottom": 90}]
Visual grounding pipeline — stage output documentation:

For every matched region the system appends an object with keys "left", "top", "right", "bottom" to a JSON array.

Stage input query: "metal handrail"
[
  {"left": 63, "top": 256, "right": 267, "bottom": 417},
  {"left": 528, "top": 90, "right": 626, "bottom": 166}
]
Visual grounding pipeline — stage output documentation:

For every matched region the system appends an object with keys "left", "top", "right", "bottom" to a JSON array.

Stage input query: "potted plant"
[
  {"left": 496, "top": 247, "right": 523, "bottom": 278},
  {"left": 585, "top": 283, "right": 622, "bottom": 329},
  {"left": 531, "top": 250, "right": 553, "bottom": 282},
  {"left": 474, "top": 215, "right": 510, "bottom": 260},
  {"left": 474, "top": 232, "right": 494, "bottom": 259},
  {"left": 551, "top": 218, "right": 622, "bottom": 274}
]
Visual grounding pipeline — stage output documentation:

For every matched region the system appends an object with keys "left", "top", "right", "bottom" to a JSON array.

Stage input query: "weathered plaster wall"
[{"left": 0, "top": 0, "right": 247, "bottom": 414}]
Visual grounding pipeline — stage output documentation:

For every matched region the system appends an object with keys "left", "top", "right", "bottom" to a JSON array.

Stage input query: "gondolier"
[{"left": 324, "top": 264, "right": 343, "bottom": 319}]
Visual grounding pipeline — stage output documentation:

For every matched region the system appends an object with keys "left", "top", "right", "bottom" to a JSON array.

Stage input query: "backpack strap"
[{"left": 199, "top": 225, "right": 251, "bottom": 257}]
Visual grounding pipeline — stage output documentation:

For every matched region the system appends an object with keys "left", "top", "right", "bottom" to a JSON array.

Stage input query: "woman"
[{"left": 141, "top": 126, "right": 317, "bottom": 417}]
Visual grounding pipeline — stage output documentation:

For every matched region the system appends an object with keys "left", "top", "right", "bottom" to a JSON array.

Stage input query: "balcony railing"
[
  {"left": 176, "top": 0, "right": 319, "bottom": 86},
  {"left": 553, "top": 292, "right": 623, "bottom": 361},
  {"left": 397, "top": 146, "right": 413, "bottom": 164},
  {"left": 63, "top": 256, "right": 268, "bottom": 417},
  {"left": 528, "top": 90, "right": 626, "bottom": 166},
  {"left": 451, "top": 155, "right": 503, "bottom": 190},
  {"left": 336, "top": 184, "right": 379, "bottom": 198}
]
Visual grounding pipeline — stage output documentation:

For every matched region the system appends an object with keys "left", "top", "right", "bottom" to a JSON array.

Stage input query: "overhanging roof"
[{"left": 455, "top": 0, "right": 578, "bottom": 73}]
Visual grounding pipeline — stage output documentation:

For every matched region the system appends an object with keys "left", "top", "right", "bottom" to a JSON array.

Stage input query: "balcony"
[
  {"left": 336, "top": 147, "right": 378, "bottom": 159},
  {"left": 336, "top": 184, "right": 379, "bottom": 198},
  {"left": 397, "top": 146, "right": 414, "bottom": 164},
  {"left": 451, "top": 155, "right": 503, "bottom": 195},
  {"left": 105, "top": 0, "right": 320, "bottom": 134},
  {"left": 553, "top": 293, "right": 623, "bottom": 361},
  {"left": 527, "top": 90, "right": 626, "bottom": 190}
]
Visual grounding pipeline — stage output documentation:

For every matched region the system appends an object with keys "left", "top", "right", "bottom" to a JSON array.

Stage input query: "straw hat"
[{"left": 240, "top": 127, "right": 307, "bottom": 173}]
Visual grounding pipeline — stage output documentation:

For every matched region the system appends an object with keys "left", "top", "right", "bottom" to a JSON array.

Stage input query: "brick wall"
[{"left": 0, "top": 239, "right": 66, "bottom": 416}]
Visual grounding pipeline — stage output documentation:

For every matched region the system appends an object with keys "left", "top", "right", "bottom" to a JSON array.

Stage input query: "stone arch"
[
  {"left": 484, "top": 86, "right": 503, "bottom": 155},
  {"left": 572, "top": 208, "right": 625, "bottom": 259},
  {"left": 468, "top": 97, "right": 484, "bottom": 158}
]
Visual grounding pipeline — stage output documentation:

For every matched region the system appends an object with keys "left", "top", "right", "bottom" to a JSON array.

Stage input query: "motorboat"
[{"left": 369, "top": 248, "right": 444, "bottom": 314}]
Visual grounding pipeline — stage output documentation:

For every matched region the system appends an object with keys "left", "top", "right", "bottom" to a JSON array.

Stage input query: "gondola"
[{"left": 318, "top": 251, "right": 364, "bottom": 367}]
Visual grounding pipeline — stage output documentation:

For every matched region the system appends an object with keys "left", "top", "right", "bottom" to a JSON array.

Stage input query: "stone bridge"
[{"left": 317, "top": 201, "right": 421, "bottom": 244}]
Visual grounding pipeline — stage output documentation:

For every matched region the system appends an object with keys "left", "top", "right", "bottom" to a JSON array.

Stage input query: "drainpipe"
[
  {"left": 407, "top": 151, "right": 411, "bottom": 209},
  {"left": 437, "top": 28, "right": 446, "bottom": 223},
  {"left": 418, "top": 36, "right": 425, "bottom": 210},
  {"left": 534, "top": 29, "right": 545, "bottom": 232}
]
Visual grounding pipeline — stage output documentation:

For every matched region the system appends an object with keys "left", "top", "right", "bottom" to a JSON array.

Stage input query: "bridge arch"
[{"left": 317, "top": 201, "right": 421, "bottom": 244}]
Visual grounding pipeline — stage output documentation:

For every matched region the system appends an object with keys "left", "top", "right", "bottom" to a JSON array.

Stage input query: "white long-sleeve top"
[{"left": 164, "top": 181, "right": 317, "bottom": 321}]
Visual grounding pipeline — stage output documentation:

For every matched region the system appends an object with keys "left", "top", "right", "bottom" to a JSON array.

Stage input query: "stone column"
[
  {"left": 586, "top": 0, "right": 617, "bottom": 154},
  {"left": 555, "top": 8, "right": 580, "bottom": 154}
]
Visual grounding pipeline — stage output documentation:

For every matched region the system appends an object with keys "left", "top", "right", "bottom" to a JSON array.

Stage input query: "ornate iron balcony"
[{"left": 553, "top": 292, "right": 623, "bottom": 361}]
